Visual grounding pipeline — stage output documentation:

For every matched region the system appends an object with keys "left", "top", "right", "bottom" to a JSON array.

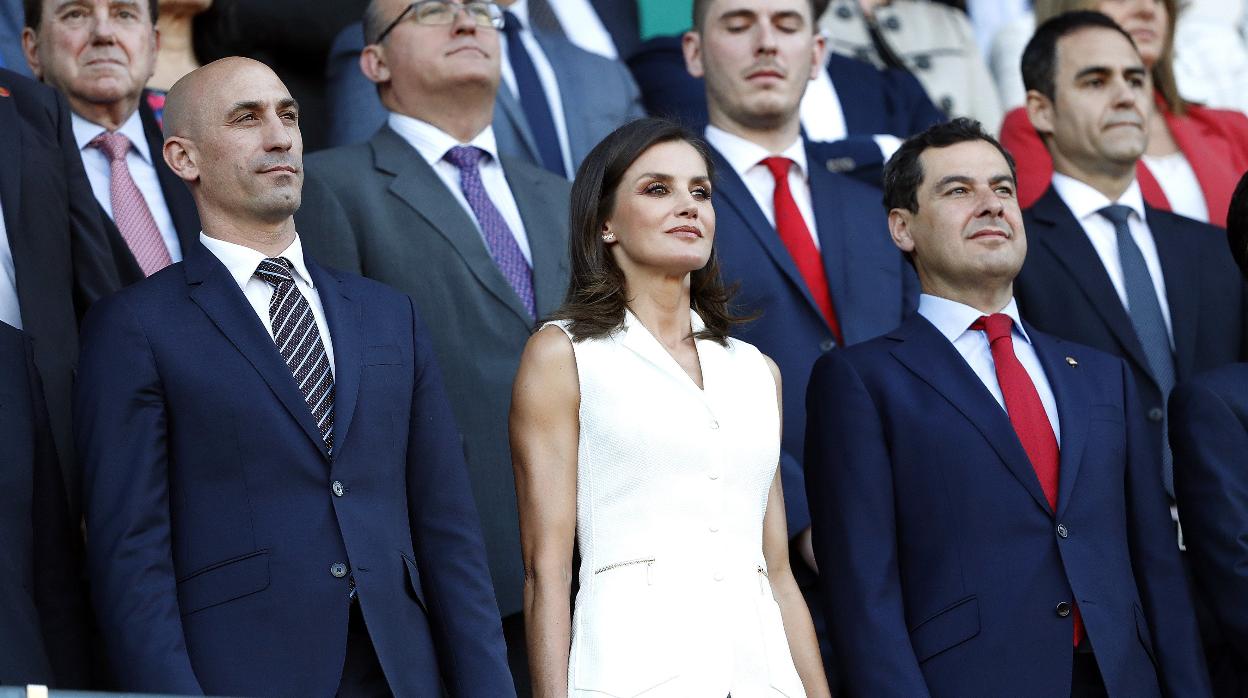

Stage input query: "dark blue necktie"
[
  {"left": 502, "top": 10, "right": 566, "bottom": 177},
  {"left": 1099, "top": 204, "right": 1176, "bottom": 495}
]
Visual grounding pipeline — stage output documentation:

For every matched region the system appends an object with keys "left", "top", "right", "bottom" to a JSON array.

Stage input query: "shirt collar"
[
  {"left": 703, "top": 125, "right": 807, "bottom": 181},
  {"left": 72, "top": 108, "right": 152, "bottom": 165},
  {"left": 1050, "top": 172, "right": 1146, "bottom": 225},
  {"left": 387, "top": 112, "right": 501, "bottom": 169},
  {"left": 507, "top": 0, "right": 529, "bottom": 25},
  {"left": 198, "top": 232, "right": 315, "bottom": 292},
  {"left": 918, "top": 293, "right": 1033, "bottom": 345}
]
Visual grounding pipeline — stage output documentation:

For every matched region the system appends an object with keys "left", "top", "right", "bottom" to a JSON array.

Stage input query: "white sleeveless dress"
[{"left": 548, "top": 309, "right": 806, "bottom": 698}]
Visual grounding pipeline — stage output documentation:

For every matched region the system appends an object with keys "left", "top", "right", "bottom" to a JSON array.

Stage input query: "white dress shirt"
[
  {"left": 919, "top": 294, "right": 1061, "bottom": 444},
  {"left": 387, "top": 113, "right": 533, "bottom": 263},
  {"left": 499, "top": 0, "right": 574, "bottom": 177},
  {"left": 198, "top": 233, "right": 336, "bottom": 376},
  {"left": 800, "top": 54, "right": 903, "bottom": 160},
  {"left": 704, "top": 126, "right": 820, "bottom": 249},
  {"left": 0, "top": 197, "right": 19, "bottom": 329},
  {"left": 542, "top": 0, "right": 617, "bottom": 59},
  {"left": 1140, "top": 152, "right": 1209, "bottom": 224},
  {"left": 1050, "top": 173, "right": 1175, "bottom": 345},
  {"left": 73, "top": 110, "right": 182, "bottom": 262}
]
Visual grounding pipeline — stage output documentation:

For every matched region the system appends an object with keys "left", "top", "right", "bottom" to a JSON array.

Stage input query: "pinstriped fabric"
[{"left": 255, "top": 257, "right": 335, "bottom": 451}]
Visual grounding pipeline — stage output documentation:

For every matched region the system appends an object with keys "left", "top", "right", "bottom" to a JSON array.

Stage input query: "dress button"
[
  {"left": 710, "top": 419, "right": 720, "bottom": 430},
  {"left": 1147, "top": 407, "right": 1164, "bottom": 422},
  {"left": 714, "top": 572, "right": 725, "bottom": 581},
  {"left": 332, "top": 480, "right": 345, "bottom": 497},
  {"left": 709, "top": 524, "right": 720, "bottom": 533},
  {"left": 708, "top": 472, "right": 720, "bottom": 481},
  {"left": 820, "top": 338, "right": 835, "bottom": 352},
  {"left": 1057, "top": 524, "right": 1069, "bottom": 539},
  {"left": 1056, "top": 601, "right": 1072, "bottom": 617},
  {"left": 330, "top": 562, "right": 349, "bottom": 578}
]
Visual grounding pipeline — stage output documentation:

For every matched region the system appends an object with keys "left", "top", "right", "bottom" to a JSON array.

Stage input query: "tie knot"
[
  {"left": 971, "top": 313, "right": 1014, "bottom": 342},
  {"left": 502, "top": 9, "right": 522, "bottom": 34},
  {"left": 1098, "top": 204, "right": 1133, "bottom": 229},
  {"left": 444, "top": 145, "right": 486, "bottom": 171},
  {"left": 761, "top": 156, "right": 793, "bottom": 183},
  {"left": 89, "top": 130, "right": 132, "bottom": 162},
  {"left": 254, "top": 257, "right": 295, "bottom": 287}
]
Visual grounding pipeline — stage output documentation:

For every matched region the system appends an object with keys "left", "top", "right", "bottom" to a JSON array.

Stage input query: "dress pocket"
[{"left": 572, "top": 558, "right": 679, "bottom": 697}]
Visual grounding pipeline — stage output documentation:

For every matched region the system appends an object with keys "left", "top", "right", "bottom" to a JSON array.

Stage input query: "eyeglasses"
[{"left": 373, "top": 1, "right": 504, "bottom": 44}]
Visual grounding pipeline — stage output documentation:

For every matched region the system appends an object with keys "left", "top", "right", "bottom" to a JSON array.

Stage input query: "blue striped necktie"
[{"left": 255, "top": 257, "right": 336, "bottom": 451}]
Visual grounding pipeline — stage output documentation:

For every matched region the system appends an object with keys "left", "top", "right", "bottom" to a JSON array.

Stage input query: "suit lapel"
[
  {"left": 494, "top": 86, "right": 540, "bottom": 165},
  {"left": 1028, "top": 189, "right": 1156, "bottom": 384},
  {"left": 141, "top": 98, "right": 199, "bottom": 252},
  {"left": 371, "top": 126, "right": 533, "bottom": 326},
  {"left": 1147, "top": 209, "right": 1200, "bottom": 380},
  {"left": 306, "top": 258, "right": 361, "bottom": 460},
  {"left": 1030, "top": 327, "right": 1091, "bottom": 518},
  {"left": 184, "top": 245, "right": 329, "bottom": 459},
  {"left": 501, "top": 155, "right": 567, "bottom": 316},
  {"left": 890, "top": 315, "right": 1054, "bottom": 515},
  {"left": 0, "top": 76, "right": 22, "bottom": 248},
  {"left": 709, "top": 146, "right": 826, "bottom": 327}
]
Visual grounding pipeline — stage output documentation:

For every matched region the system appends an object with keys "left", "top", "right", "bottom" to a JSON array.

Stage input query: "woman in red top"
[{"left": 1000, "top": 0, "right": 1248, "bottom": 226}]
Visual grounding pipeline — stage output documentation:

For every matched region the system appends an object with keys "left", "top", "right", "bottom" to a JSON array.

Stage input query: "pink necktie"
[{"left": 89, "top": 131, "right": 172, "bottom": 276}]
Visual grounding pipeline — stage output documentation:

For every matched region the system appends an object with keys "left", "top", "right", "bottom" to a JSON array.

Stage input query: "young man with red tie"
[{"left": 805, "top": 117, "right": 1211, "bottom": 697}]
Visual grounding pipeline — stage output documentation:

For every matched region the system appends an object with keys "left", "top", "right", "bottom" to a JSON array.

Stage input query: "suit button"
[
  {"left": 1057, "top": 524, "right": 1069, "bottom": 539},
  {"left": 1056, "top": 601, "right": 1072, "bottom": 617},
  {"left": 820, "top": 338, "right": 836, "bottom": 352},
  {"left": 330, "top": 562, "right": 349, "bottom": 578},
  {"left": 1147, "top": 407, "right": 1164, "bottom": 422},
  {"left": 332, "top": 480, "right": 345, "bottom": 497}
]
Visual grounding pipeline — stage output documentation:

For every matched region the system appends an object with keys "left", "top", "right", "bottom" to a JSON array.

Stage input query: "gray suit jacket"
[
  {"left": 324, "top": 20, "right": 644, "bottom": 174},
  {"left": 296, "top": 125, "right": 571, "bottom": 616}
]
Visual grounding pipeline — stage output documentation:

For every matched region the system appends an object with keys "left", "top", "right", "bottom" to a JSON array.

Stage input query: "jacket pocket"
[
  {"left": 177, "top": 549, "right": 270, "bottom": 616},
  {"left": 401, "top": 553, "right": 428, "bottom": 615},
  {"left": 909, "top": 594, "right": 981, "bottom": 663}
]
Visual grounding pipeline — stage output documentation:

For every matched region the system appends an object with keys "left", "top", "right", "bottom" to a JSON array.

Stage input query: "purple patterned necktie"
[
  {"left": 89, "top": 131, "right": 173, "bottom": 276},
  {"left": 443, "top": 145, "right": 536, "bottom": 318}
]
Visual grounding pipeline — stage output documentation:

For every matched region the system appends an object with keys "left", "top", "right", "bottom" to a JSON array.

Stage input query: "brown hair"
[
  {"left": 1033, "top": 0, "right": 1186, "bottom": 115},
  {"left": 551, "top": 118, "right": 742, "bottom": 345}
]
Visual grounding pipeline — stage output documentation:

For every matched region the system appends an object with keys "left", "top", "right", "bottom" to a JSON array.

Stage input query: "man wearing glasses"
[{"left": 298, "top": 1, "right": 572, "bottom": 692}]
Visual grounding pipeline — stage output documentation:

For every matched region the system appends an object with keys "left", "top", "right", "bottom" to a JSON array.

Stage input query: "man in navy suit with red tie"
[
  {"left": 76, "top": 57, "right": 512, "bottom": 696},
  {"left": 805, "top": 117, "right": 1211, "bottom": 697}
]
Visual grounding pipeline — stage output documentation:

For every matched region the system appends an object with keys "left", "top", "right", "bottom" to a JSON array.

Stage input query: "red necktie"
[
  {"left": 762, "top": 157, "right": 842, "bottom": 344},
  {"left": 972, "top": 313, "right": 1082, "bottom": 646}
]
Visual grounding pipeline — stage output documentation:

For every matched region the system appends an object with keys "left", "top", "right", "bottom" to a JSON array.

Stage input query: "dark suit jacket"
[
  {"left": 1171, "top": 363, "right": 1248, "bottom": 691},
  {"left": 1016, "top": 187, "right": 1247, "bottom": 467},
  {"left": 297, "top": 125, "right": 571, "bottom": 617},
  {"left": 76, "top": 246, "right": 513, "bottom": 696},
  {"left": 806, "top": 313, "right": 1211, "bottom": 697},
  {"left": 588, "top": 0, "right": 639, "bottom": 58},
  {"left": 324, "top": 20, "right": 644, "bottom": 170},
  {"left": 99, "top": 97, "right": 200, "bottom": 286},
  {"left": 0, "top": 68, "right": 119, "bottom": 518},
  {"left": 0, "top": 322, "right": 89, "bottom": 688},
  {"left": 709, "top": 140, "right": 917, "bottom": 536}
]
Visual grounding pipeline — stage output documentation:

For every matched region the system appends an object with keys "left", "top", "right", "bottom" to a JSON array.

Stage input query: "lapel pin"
[
  {"left": 1065, "top": 356, "right": 1078, "bottom": 367},
  {"left": 0, "top": 87, "right": 10, "bottom": 98}
]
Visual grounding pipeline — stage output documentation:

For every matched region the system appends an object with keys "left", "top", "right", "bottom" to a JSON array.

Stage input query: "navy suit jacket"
[
  {"left": 0, "top": 322, "right": 89, "bottom": 688},
  {"left": 76, "top": 245, "right": 513, "bottom": 696},
  {"left": 1016, "top": 187, "right": 1247, "bottom": 467},
  {"left": 100, "top": 96, "right": 200, "bottom": 286},
  {"left": 1171, "top": 363, "right": 1248, "bottom": 686},
  {"left": 806, "top": 313, "right": 1211, "bottom": 697},
  {"left": 710, "top": 140, "right": 917, "bottom": 535}
]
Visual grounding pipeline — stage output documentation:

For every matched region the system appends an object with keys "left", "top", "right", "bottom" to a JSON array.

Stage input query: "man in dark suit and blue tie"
[
  {"left": 1011, "top": 14, "right": 1246, "bottom": 693},
  {"left": 680, "top": 0, "right": 917, "bottom": 682},
  {"left": 805, "top": 116, "right": 1211, "bottom": 697},
  {"left": 76, "top": 56, "right": 512, "bottom": 697},
  {"left": 1169, "top": 171, "right": 1248, "bottom": 696}
]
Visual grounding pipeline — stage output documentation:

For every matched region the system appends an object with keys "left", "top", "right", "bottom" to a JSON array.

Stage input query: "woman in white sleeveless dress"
[{"left": 511, "top": 119, "right": 830, "bottom": 698}]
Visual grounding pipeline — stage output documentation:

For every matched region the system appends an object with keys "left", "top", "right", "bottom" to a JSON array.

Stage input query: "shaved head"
[{"left": 162, "top": 56, "right": 304, "bottom": 250}]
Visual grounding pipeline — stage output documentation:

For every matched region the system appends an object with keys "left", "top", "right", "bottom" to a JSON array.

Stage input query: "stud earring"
[{"left": 602, "top": 232, "right": 616, "bottom": 242}]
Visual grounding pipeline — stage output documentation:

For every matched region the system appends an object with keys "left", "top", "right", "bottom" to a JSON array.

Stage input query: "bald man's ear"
[
  {"left": 1026, "top": 89, "right": 1056, "bottom": 138},
  {"left": 360, "top": 44, "right": 391, "bottom": 85},
  {"left": 164, "top": 137, "right": 200, "bottom": 184},
  {"left": 888, "top": 208, "right": 917, "bottom": 256}
]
